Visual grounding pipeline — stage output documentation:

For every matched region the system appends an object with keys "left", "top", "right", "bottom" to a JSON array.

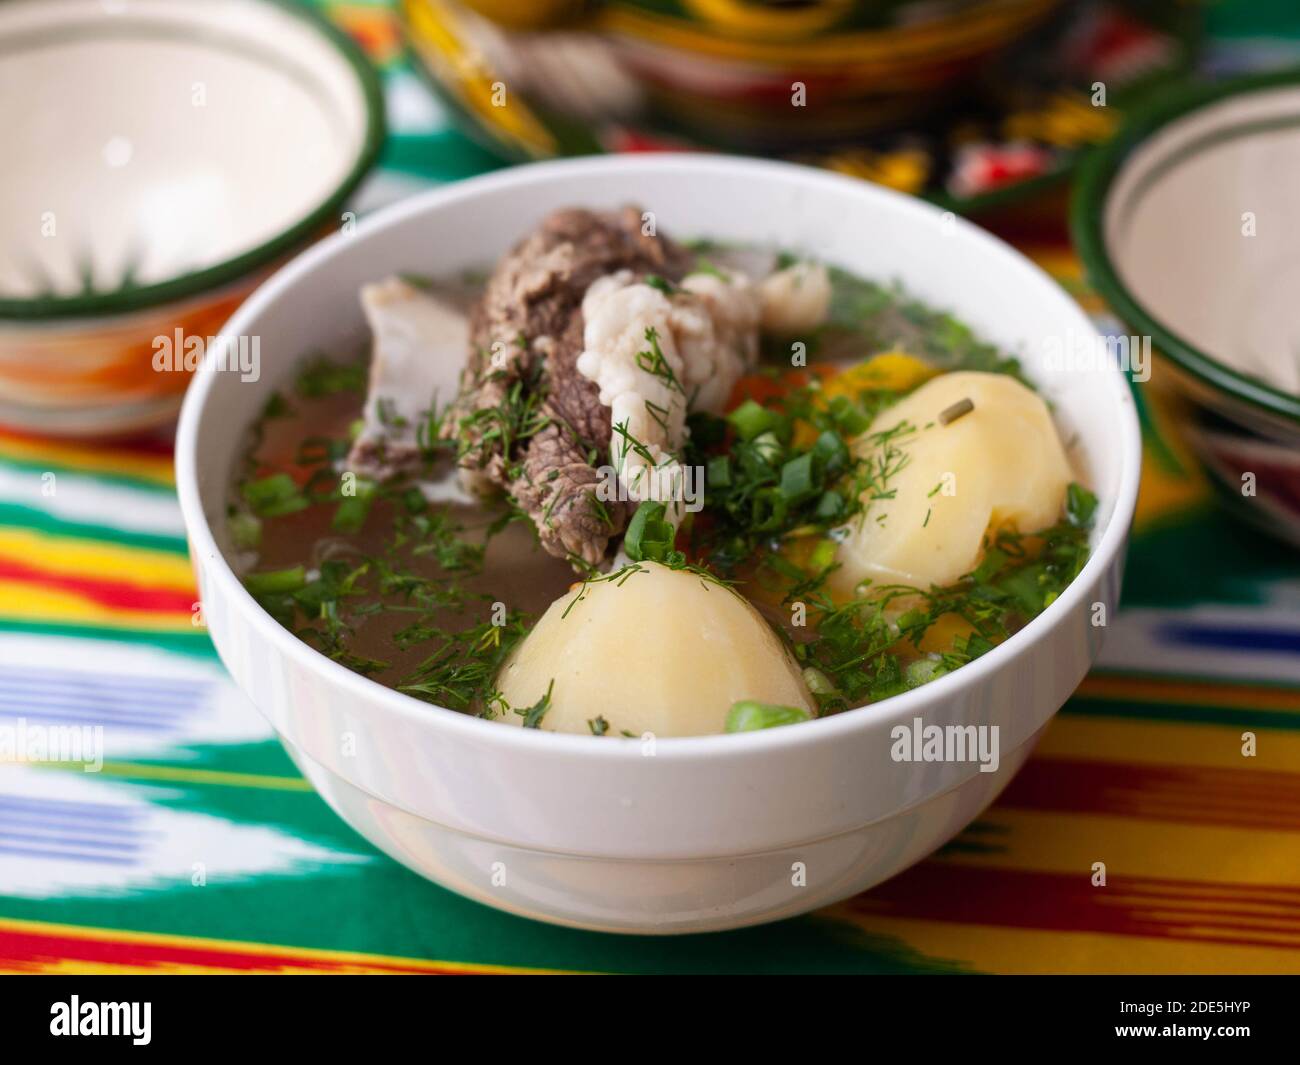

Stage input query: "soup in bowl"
[{"left": 177, "top": 155, "right": 1140, "bottom": 933}]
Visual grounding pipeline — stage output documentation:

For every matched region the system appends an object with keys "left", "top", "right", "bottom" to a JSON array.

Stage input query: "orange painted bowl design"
[{"left": 0, "top": 0, "right": 383, "bottom": 436}]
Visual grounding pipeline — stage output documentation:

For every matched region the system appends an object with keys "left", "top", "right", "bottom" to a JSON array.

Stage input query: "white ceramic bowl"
[{"left": 177, "top": 155, "right": 1141, "bottom": 934}]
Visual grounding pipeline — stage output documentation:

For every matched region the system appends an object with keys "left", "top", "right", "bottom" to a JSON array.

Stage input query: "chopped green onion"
[
  {"left": 813, "top": 490, "right": 844, "bottom": 520},
  {"left": 244, "top": 566, "right": 307, "bottom": 596},
  {"left": 749, "top": 430, "right": 783, "bottom": 467},
  {"left": 725, "top": 700, "right": 811, "bottom": 733},
  {"left": 826, "top": 395, "right": 873, "bottom": 436},
  {"left": 624, "top": 501, "right": 675, "bottom": 562},
  {"left": 1066, "top": 482, "right": 1098, "bottom": 527},
  {"left": 811, "top": 430, "right": 850, "bottom": 475},
  {"left": 242, "top": 473, "right": 308, "bottom": 517},
  {"left": 706, "top": 455, "right": 733, "bottom": 488},
  {"left": 808, "top": 538, "right": 837, "bottom": 571},
  {"left": 750, "top": 488, "right": 789, "bottom": 531},
  {"left": 801, "top": 667, "right": 838, "bottom": 697},
  {"left": 727, "top": 399, "right": 782, "bottom": 442},
  {"left": 778, "top": 453, "right": 816, "bottom": 501},
  {"left": 332, "top": 478, "right": 377, "bottom": 534},
  {"left": 228, "top": 511, "right": 262, "bottom": 550},
  {"left": 905, "top": 657, "right": 949, "bottom": 688}
]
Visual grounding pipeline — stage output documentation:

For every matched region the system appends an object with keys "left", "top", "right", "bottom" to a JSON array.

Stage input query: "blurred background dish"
[
  {"left": 1074, "top": 68, "right": 1300, "bottom": 547},
  {"left": 401, "top": 0, "right": 1198, "bottom": 215},
  {"left": 0, "top": 0, "right": 384, "bottom": 436}
]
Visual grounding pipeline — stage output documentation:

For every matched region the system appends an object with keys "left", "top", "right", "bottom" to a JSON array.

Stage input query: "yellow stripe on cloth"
[
  {"left": 1040, "top": 716, "right": 1300, "bottom": 773},
  {"left": 0, "top": 433, "right": 173, "bottom": 486},
  {"left": 814, "top": 914, "right": 1300, "bottom": 975},
  {"left": 939, "top": 808, "right": 1300, "bottom": 886},
  {"left": 0, "top": 527, "right": 194, "bottom": 591}
]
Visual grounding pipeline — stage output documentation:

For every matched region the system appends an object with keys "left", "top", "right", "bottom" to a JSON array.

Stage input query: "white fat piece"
[
  {"left": 577, "top": 269, "right": 761, "bottom": 522},
  {"left": 577, "top": 274, "right": 688, "bottom": 518},
  {"left": 675, "top": 270, "right": 762, "bottom": 411},
  {"left": 757, "top": 261, "right": 832, "bottom": 336},
  {"left": 355, "top": 277, "right": 469, "bottom": 453}
]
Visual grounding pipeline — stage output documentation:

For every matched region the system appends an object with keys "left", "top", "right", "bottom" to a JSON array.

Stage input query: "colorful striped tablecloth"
[{"left": 2, "top": 2, "right": 1299, "bottom": 975}]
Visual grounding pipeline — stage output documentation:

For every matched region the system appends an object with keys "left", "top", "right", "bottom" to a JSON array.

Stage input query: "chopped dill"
[
  {"left": 634, "top": 327, "right": 684, "bottom": 394},
  {"left": 514, "top": 679, "right": 554, "bottom": 729}
]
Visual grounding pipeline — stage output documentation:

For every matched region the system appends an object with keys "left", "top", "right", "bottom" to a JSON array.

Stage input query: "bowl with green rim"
[
  {"left": 1073, "top": 67, "right": 1300, "bottom": 545},
  {"left": 0, "top": 0, "right": 384, "bottom": 436}
]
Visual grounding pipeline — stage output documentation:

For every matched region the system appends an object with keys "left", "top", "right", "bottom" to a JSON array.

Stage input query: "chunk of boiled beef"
[{"left": 442, "top": 206, "right": 690, "bottom": 567}]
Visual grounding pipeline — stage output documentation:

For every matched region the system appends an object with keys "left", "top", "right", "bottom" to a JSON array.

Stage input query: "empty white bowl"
[{"left": 176, "top": 155, "right": 1140, "bottom": 934}]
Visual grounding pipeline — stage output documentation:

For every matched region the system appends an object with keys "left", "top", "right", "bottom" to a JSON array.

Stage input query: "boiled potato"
[
  {"left": 495, "top": 561, "right": 815, "bottom": 736},
  {"left": 833, "top": 371, "right": 1072, "bottom": 595}
]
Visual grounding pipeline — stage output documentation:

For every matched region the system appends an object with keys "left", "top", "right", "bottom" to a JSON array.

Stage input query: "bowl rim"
[
  {"left": 1072, "top": 65, "right": 1300, "bottom": 430},
  {"left": 177, "top": 152, "right": 1141, "bottom": 761},
  {"left": 0, "top": 0, "right": 386, "bottom": 322}
]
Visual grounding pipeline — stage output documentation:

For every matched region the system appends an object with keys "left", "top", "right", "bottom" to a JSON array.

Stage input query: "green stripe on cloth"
[
  {"left": 1064, "top": 699, "right": 1300, "bottom": 732},
  {"left": 0, "top": 618, "right": 217, "bottom": 659},
  {"left": 0, "top": 453, "right": 176, "bottom": 495},
  {"left": 0, "top": 501, "right": 188, "bottom": 555}
]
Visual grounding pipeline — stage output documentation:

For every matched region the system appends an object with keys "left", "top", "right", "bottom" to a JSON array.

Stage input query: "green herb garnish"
[
  {"left": 725, "top": 700, "right": 811, "bottom": 732},
  {"left": 242, "top": 473, "right": 308, "bottom": 518},
  {"left": 515, "top": 679, "right": 554, "bottom": 729}
]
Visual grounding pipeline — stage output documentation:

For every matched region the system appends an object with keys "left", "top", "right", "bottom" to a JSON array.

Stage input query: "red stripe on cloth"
[
  {"left": 999, "top": 759, "right": 1300, "bottom": 831},
  {"left": 0, "top": 425, "right": 175, "bottom": 460},
  {"left": 0, "top": 926, "right": 479, "bottom": 975},
  {"left": 0, "top": 557, "right": 194, "bottom": 614}
]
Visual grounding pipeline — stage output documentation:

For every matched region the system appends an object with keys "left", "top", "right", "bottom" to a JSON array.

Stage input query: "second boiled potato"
[{"left": 833, "top": 371, "right": 1073, "bottom": 595}]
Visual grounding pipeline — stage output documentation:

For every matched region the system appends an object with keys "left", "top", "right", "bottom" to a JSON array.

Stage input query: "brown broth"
[{"left": 240, "top": 378, "right": 577, "bottom": 691}]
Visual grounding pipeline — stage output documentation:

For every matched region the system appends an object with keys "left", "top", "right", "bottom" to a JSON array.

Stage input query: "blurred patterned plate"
[{"left": 402, "top": 0, "right": 1198, "bottom": 214}]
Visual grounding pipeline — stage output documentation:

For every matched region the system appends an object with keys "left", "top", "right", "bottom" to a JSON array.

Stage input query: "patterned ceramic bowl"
[
  {"left": 402, "top": 0, "right": 1198, "bottom": 215},
  {"left": 401, "top": 0, "right": 1064, "bottom": 155},
  {"left": 0, "top": 0, "right": 383, "bottom": 436},
  {"left": 1074, "top": 69, "right": 1300, "bottom": 547}
]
